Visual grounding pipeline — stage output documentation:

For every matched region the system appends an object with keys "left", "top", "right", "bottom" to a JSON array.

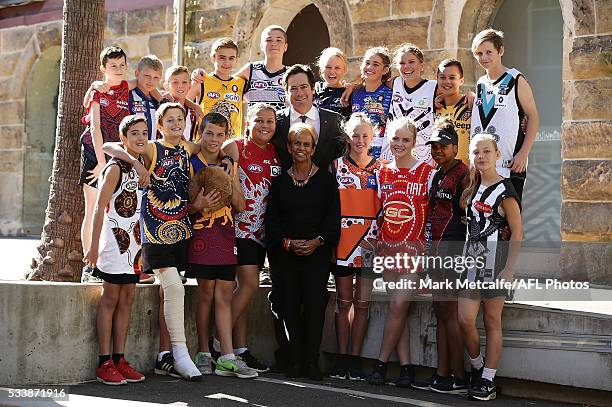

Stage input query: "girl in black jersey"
[{"left": 314, "top": 47, "right": 352, "bottom": 118}]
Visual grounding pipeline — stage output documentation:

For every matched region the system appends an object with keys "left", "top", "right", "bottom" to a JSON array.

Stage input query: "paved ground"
[{"left": 0, "top": 373, "right": 579, "bottom": 407}]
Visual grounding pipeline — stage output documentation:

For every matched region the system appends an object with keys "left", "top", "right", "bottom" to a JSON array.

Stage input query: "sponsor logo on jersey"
[
  {"left": 224, "top": 93, "right": 240, "bottom": 102},
  {"left": 248, "top": 164, "right": 263, "bottom": 173},
  {"left": 270, "top": 166, "right": 281, "bottom": 177},
  {"left": 100, "top": 98, "right": 109, "bottom": 107},
  {"left": 125, "top": 180, "right": 139, "bottom": 191},
  {"left": 435, "top": 189, "right": 453, "bottom": 200},
  {"left": 415, "top": 98, "right": 429, "bottom": 109},
  {"left": 367, "top": 176, "right": 377, "bottom": 189},
  {"left": 252, "top": 81, "right": 269, "bottom": 89},
  {"left": 380, "top": 183, "right": 393, "bottom": 191},
  {"left": 474, "top": 200, "right": 493, "bottom": 214},
  {"left": 207, "top": 91, "right": 221, "bottom": 99},
  {"left": 384, "top": 201, "right": 415, "bottom": 224},
  {"left": 393, "top": 93, "right": 404, "bottom": 103},
  {"left": 339, "top": 176, "right": 354, "bottom": 185}
]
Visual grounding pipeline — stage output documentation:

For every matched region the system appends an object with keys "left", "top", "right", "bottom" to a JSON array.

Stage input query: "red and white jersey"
[{"left": 235, "top": 139, "right": 281, "bottom": 245}]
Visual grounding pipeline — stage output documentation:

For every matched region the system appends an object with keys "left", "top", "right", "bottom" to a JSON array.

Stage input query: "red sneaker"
[
  {"left": 115, "top": 357, "right": 145, "bottom": 382},
  {"left": 96, "top": 360, "right": 127, "bottom": 385}
]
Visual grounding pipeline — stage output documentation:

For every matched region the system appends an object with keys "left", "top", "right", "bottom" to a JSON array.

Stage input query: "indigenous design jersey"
[
  {"left": 314, "top": 81, "right": 352, "bottom": 118},
  {"left": 351, "top": 84, "right": 393, "bottom": 158},
  {"left": 384, "top": 78, "right": 437, "bottom": 164},
  {"left": 435, "top": 96, "right": 472, "bottom": 164},
  {"left": 334, "top": 156, "right": 382, "bottom": 268},
  {"left": 428, "top": 161, "right": 468, "bottom": 250},
  {"left": 471, "top": 68, "right": 525, "bottom": 178},
  {"left": 141, "top": 140, "right": 193, "bottom": 244},
  {"left": 129, "top": 87, "right": 160, "bottom": 140},
  {"left": 188, "top": 154, "right": 238, "bottom": 265},
  {"left": 245, "top": 61, "right": 287, "bottom": 111},
  {"left": 97, "top": 158, "right": 143, "bottom": 275},
  {"left": 234, "top": 139, "right": 281, "bottom": 246},
  {"left": 199, "top": 74, "right": 246, "bottom": 138},
  {"left": 81, "top": 80, "right": 130, "bottom": 151},
  {"left": 463, "top": 178, "right": 520, "bottom": 282}
]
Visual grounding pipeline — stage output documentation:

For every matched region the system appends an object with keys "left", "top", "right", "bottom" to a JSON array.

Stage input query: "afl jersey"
[
  {"left": 245, "top": 61, "right": 287, "bottom": 111},
  {"left": 351, "top": 84, "right": 393, "bottom": 158},
  {"left": 384, "top": 78, "right": 437, "bottom": 164},
  {"left": 471, "top": 68, "right": 525, "bottom": 178},
  {"left": 315, "top": 81, "right": 352, "bottom": 118},
  {"left": 234, "top": 139, "right": 281, "bottom": 246},
  {"left": 129, "top": 87, "right": 160, "bottom": 140},
  {"left": 334, "top": 156, "right": 382, "bottom": 268},
  {"left": 463, "top": 178, "right": 520, "bottom": 282},
  {"left": 141, "top": 140, "right": 193, "bottom": 245},
  {"left": 199, "top": 74, "right": 246, "bottom": 138},
  {"left": 428, "top": 161, "right": 468, "bottom": 244},
  {"left": 97, "top": 159, "right": 142, "bottom": 275},
  {"left": 435, "top": 96, "right": 472, "bottom": 164}
]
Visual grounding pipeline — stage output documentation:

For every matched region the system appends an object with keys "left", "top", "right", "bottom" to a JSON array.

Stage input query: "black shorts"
[
  {"left": 185, "top": 264, "right": 236, "bottom": 281},
  {"left": 79, "top": 148, "right": 98, "bottom": 188},
  {"left": 332, "top": 264, "right": 377, "bottom": 280},
  {"left": 236, "top": 238, "right": 266, "bottom": 269},
  {"left": 92, "top": 268, "right": 139, "bottom": 284},
  {"left": 141, "top": 240, "right": 189, "bottom": 274},
  {"left": 509, "top": 170, "right": 526, "bottom": 201}
]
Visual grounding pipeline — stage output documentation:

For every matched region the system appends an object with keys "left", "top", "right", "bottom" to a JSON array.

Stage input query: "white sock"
[
  {"left": 158, "top": 351, "right": 170, "bottom": 362},
  {"left": 172, "top": 344, "right": 201, "bottom": 380},
  {"left": 482, "top": 367, "right": 496, "bottom": 381},
  {"left": 234, "top": 347, "right": 248, "bottom": 355},
  {"left": 470, "top": 353, "right": 484, "bottom": 370},
  {"left": 199, "top": 351, "right": 212, "bottom": 357},
  {"left": 220, "top": 353, "right": 236, "bottom": 361},
  {"left": 154, "top": 268, "right": 186, "bottom": 345}
]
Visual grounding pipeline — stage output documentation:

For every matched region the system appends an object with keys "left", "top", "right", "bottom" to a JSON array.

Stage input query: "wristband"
[{"left": 221, "top": 155, "right": 235, "bottom": 165}]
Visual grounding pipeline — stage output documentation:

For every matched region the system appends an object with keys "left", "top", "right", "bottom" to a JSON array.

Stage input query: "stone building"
[{"left": 0, "top": 0, "right": 610, "bottom": 281}]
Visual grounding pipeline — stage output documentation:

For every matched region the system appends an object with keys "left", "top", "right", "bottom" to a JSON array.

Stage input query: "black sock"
[
  {"left": 349, "top": 355, "right": 361, "bottom": 370},
  {"left": 400, "top": 364, "right": 415, "bottom": 377},
  {"left": 99, "top": 354, "right": 111, "bottom": 367},
  {"left": 374, "top": 359, "right": 387, "bottom": 371},
  {"left": 112, "top": 353, "right": 124, "bottom": 364}
]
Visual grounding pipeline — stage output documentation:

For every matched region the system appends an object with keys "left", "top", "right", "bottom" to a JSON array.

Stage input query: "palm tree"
[{"left": 28, "top": 0, "right": 105, "bottom": 281}]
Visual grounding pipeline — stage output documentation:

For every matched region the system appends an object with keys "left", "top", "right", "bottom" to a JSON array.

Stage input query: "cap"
[{"left": 426, "top": 128, "right": 458, "bottom": 146}]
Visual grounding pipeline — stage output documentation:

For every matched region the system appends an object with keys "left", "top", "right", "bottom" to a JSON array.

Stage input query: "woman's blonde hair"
[
  {"left": 317, "top": 47, "right": 348, "bottom": 78},
  {"left": 460, "top": 133, "right": 500, "bottom": 209},
  {"left": 385, "top": 116, "right": 417, "bottom": 143},
  {"left": 288, "top": 123, "right": 318, "bottom": 146}
]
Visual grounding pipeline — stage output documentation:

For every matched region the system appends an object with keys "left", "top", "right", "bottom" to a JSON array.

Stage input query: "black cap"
[{"left": 426, "top": 128, "right": 458, "bottom": 146}]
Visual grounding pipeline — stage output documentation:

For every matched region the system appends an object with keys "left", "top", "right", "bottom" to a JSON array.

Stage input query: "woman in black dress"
[{"left": 266, "top": 123, "right": 341, "bottom": 380}]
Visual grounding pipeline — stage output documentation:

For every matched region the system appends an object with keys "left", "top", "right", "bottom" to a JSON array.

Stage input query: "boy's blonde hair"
[
  {"left": 317, "top": 47, "right": 348, "bottom": 77},
  {"left": 137, "top": 54, "right": 164, "bottom": 73},
  {"left": 156, "top": 102, "right": 185, "bottom": 125},
  {"left": 471, "top": 28, "right": 504, "bottom": 54},
  {"left": 210, "top": 37, "right": 239, "bottom": 58},
  {"left": 164, "top": 65, "right": 190, "bottom": 82}
]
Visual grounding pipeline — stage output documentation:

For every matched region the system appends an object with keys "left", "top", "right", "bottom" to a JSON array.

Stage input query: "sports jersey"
[
  {"left": 314, "top": 81, "right": 352, "bottom": 118},
  {"left": 384, "top": 78, "right": 437, "bottom": 164},
  {"left": 81, "top": 80, "right": 130, "bottom": 153},
  {"left": 97, "top": 158, "right": 142, "bottom": 275},
  {"left": 140, "top": 140, "right": 193, "bottom": 245},
  {"left": 188, "top": 153, "right": 237, "bottom": 265},
  {"left": 351, "top": 83, "right": 393, "bottom": 158},
  {"left": 334, "top": 156, "right": 382, "bottom": 268},
  {"left": 435, "top": 96, "right": 471, "bottom": 164},
  {"left": 234, "top": 139, "right": 281, "bottom": 246},
  {"left": 245, "top": 61, "right": 287, "bottom": 111},
  {"left": 129, "top": 87, "right": 160, "bottom": 140},
  {"left": 199, "top": 74, "right": 246, "bottom": 138},
  {"left": 471, "top": 68, "right": 525, "bottom": 178}
]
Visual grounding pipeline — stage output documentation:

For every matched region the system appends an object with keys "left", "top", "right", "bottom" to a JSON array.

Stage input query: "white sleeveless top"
[{"left": 245, "top": 61, "right": 287, "bottom": 112}]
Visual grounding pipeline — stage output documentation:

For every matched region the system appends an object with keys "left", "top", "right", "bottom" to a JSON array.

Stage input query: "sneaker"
[
  {"left": 395, "top": 365, "right": 415, "bottom": 388},
  {"left": 115, "top": 357, "right": 145, "bottom": 382},
  {"left": 208, "top": 337, "right": 221, "bottom": 362},
  {"left": 215, "top": 356, "right": 258, "bottom": 379},
  {"left": 430, "top": 374, "right": 468, "bottom": 394},
  {"left": 329, "top": 365, "right": 347, "bottom": 380},
  {"left": 469, "top": 377, "right": 497, "bottom": 401},
  {"left": 348, "top": 366, "right": 367, "bottom": 381},
  {"left": 237, "top": 350, "right": 269, "bottom": 373},
  {"left": 138, "top": 273, "right": 155, "bottom": 284},
  {"left": 412, "top": 373, "right": 442, "bottom": 390},
  {"left": 154, "top": 352, "right": 181, "bottom": 378},
  {"left": 368, "top": 361, "right": 387, "bottom": 385},
  {"left": 467, "top": 365, "right": 484, "bottom": 386},
  {"left": 194, "top": 352, "right": 214, "bottom": 375},
  {"left": 96, "top": 360, "right": 127, "bottom": 385}
]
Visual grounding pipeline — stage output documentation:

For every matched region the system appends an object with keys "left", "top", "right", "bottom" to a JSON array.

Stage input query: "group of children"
[{"left": 80, "top": 22, "right": 537, "bottom": 402}]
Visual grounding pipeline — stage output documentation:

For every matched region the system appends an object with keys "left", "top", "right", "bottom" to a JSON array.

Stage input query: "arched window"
[{"left": 284, "top": 4, "right": 330, "bottom": 74}]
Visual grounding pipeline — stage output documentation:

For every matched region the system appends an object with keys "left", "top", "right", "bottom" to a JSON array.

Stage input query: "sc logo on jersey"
[
  {"left": 247, "top": 164, "right": 263, "bottom": 174},
  {"left": 384, "top": 201, "right": 415, "bottom": 225}
]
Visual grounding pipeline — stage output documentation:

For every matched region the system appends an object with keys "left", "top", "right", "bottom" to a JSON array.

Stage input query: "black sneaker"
[
  {"left": 368, "top": 361, "right": 387, "bottom": 385},
  {"left": 329, "top": 354, "right": 348, "bottom": 379},
  {"left": 348, "top": 366, "right": 367, "bottom": 381},
  {"left": 467, "top": 365, "right": 484, "bottom": 386},
  {"left": 411, "top": 373, "right": 442, "bottom": 390},
  {"left": 238, "top": 349, "right": 269, "bottom": 373},
  {"left": 154, "top": 352, "right": 181, "bottom": 378},
  {"left": 430, "top": 374, "right": 468, "bottom": 394},
  {"left": 469, "top": 377, "right": 497, "bottom": 400},
  {"left": 394, "top": 364, "right": 415, "bottom": 388}
]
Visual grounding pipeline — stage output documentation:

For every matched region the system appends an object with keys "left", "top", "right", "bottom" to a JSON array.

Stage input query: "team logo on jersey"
[
  {"left": 270, "top": 166, "right": 281, "bottom": 177},
  {"left": 339, "top": 176, "right": 354, "bottom": 185},
  {"left": 132, "top": 102, "right": 146, "bottom": 113},
  {"left": 252, "top": 81, "right": 269, "bottom": 89},
  {"left": 100, "top": 98, "right": 109, "bottom": 107},
  {"left": 367, "top": 176, "right": 377, "bottom": 189},
  {"left": 125, "top": 180, "right": 139, "bottom": 192},
  {"left": 384, "top": 201, "right": 415, "bottom": 224},
  {"left": 232, "top": 85, "right": 239, "bottom": 92},
  {"left": 435, "top": 189, "right": 453, "bottom": 200},
  {"left": 247, "top": 164, "right": 263, "bottom": 174},
  {"left": 207, "top": 92, "right": 221, "bottom": 99},
  {"left": 380, "top": 183, "right": 393, "bottom": 191},
  {"left": 393, "top": 94, "right": 403, "bottom": 103},
  {"left": 474, "top": 201, "right": 493, "bottom": 214},
  {"left": 224, "top": 93, "right": 240, "bottom": 102}
]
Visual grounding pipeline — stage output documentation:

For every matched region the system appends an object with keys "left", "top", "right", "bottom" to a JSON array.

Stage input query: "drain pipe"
[{"left": 173, "top": 0, "right": 185, "bottom": 65}]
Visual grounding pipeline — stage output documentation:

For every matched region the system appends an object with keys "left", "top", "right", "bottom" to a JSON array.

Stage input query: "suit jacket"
[{"left": 271, "top": 107, "right": 347, "bottom": 171}]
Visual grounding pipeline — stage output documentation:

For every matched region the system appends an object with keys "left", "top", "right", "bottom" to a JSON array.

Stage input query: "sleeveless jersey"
[
  {"left": 129, "top": 87, "right": 160, "bottom": 140},
  {"left": 351, "top": 83, "right": 393, "bottom": 158},
  {"left": 435, "top": 96, "right": 472, "bottom": 164},
  {"left": 314, "top": 81, "right": 352, "bottom": 118},
  {"left": 81, "top": 80, "right": 130, "bottom": 152},
  {"left": 245, "top": 61, "right": 287, "bottom": 111},
  {"left": 463, "top": 178, "right": 520, "bottom": 282},
  {"left": 428, "top": 161, "right": 468, "bottom": 245},
  {"left": 188, "top": 154, "right": 237, "bottom": 265},
  {"left": 471, "top": 68, "right": 525, "bottom": 178},
  {"left": 384, "top": 78, "right": 437, "bottom": 164},
  {"left": 234, "top": 139, "right": 281, "bottom": 246},
  {"left": 199, "top": 74, "right": 246, "bottom": 138},
  {"left": 334, "top": 156, "right": 382, "bottom": 268},
  {"left": 97, "top": 158, "right": 142, "bottom": 275},
  {"left": 140, "top": 140, "right": 193, "bottom": 245}
]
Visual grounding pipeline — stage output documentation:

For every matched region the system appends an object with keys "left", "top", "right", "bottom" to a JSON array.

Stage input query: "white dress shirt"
[{"left": 289, "top": 105, "right": 321, "bottom": 137}]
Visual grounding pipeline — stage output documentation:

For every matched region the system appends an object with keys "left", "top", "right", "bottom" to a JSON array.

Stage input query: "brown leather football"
[{"left": 188, "top": 166, "right": 232, "bottom": 212}]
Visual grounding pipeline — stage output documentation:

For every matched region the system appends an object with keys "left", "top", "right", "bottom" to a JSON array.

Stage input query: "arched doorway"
[
  {"left": 23, "top": 46, "right": 60, "bottom": 235},
  {"left": 283, "top": 4, "right": 330, "bottom": 75},
  {"left": 492, "top": 0, "right": 563, "bottom": 244}
]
